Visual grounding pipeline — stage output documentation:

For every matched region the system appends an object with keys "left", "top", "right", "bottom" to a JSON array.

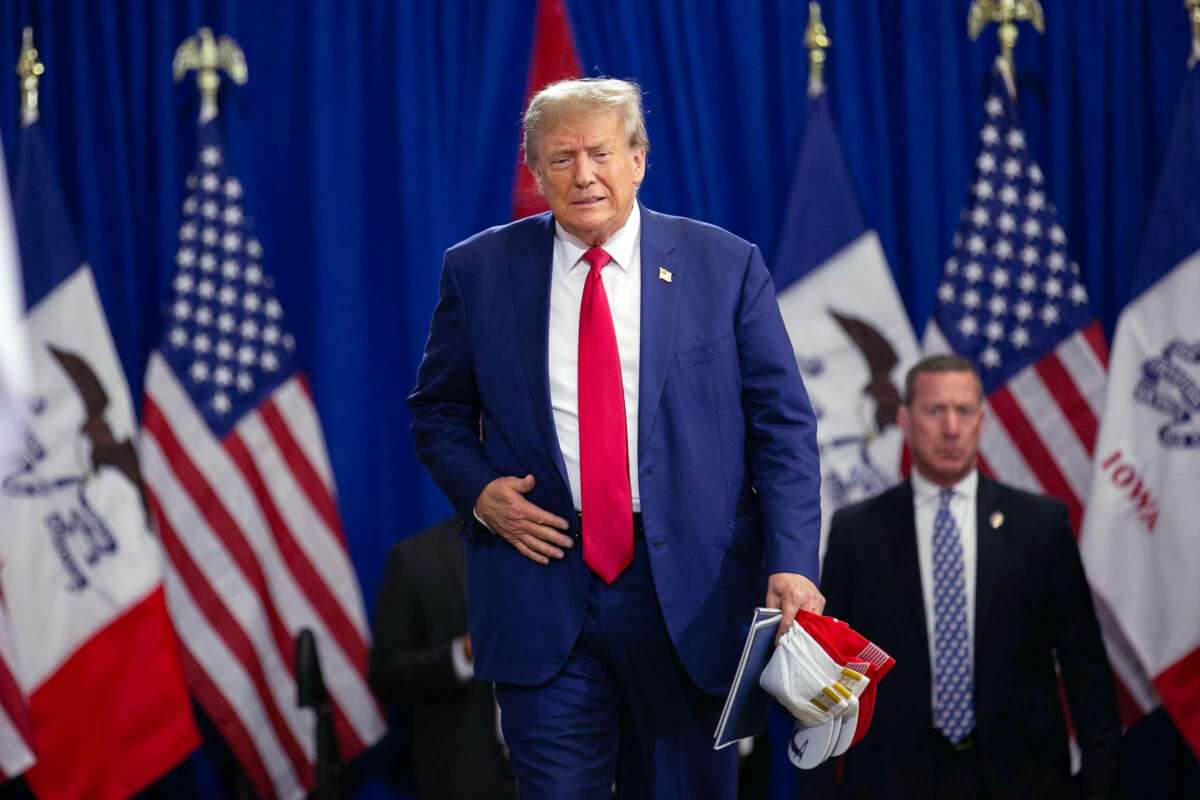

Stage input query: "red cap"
[{"left": 794, "top": 610, "right": 896, "bottom": 748}]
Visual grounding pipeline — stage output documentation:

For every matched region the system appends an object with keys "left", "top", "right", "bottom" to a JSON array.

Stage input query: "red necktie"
[{"left": 578, "top": 246, "right": 633, "bottom": 584}]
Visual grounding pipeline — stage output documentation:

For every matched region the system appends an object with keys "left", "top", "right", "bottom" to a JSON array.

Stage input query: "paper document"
[{"left": 713, "top": 607, "right": 782, "bottom": 750}]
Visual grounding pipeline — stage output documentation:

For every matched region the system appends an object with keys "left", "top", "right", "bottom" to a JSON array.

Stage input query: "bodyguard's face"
[
  {"left": 897, "top": 371, "right": 983, "bottom": 488},
  {"left": 533, "top": 109, "right": 646, "bottom": 245}
]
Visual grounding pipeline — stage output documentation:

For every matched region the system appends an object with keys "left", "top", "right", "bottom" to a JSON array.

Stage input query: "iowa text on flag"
[
  {"left": 774, "top": 90, "right": 919, "bottom": 559},
  {"left": 139, "top": 122, "right": 385, "bottom": 799},
  {"left": 0, "top": 107, "right": 198, "bottom": 799},
  {"left": 924, "top": 68, "right": 1157, "bottom": 718},
  {"left": 1081, "top": 63, "right": 1200, "bottom": 758}
]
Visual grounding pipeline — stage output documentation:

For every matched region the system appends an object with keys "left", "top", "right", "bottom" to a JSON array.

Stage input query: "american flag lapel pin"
[{"left": 658, "top": 266, "right": 672, "bottom": 283}]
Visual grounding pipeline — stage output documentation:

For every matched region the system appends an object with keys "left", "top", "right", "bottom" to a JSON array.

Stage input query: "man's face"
[
  {"left": 532, "top": 109, "right": 645, "bottom": 245},
  {"left": 897, "top": 370, "right": 983, "bottom": 487}
]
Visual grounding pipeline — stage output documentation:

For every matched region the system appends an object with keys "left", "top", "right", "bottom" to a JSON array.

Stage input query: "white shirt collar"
[
  {"left": 911, "top": 467, "right": 978, "bottom": 506},
  {"left": 556, "top": 202, "right": 642, "bottom": 276}
]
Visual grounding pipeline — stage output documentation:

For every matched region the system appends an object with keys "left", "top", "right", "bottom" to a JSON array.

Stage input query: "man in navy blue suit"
[{"left": 408, "top": 78, "right": 823, "bottom": 799}]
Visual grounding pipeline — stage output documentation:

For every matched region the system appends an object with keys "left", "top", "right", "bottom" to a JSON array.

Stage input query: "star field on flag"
[
  {"left": 162, "top": 137, "right": 296, "bottom": 435},
  {"left": 934, "top": 81, "right": 1091, "bottom": 394}
]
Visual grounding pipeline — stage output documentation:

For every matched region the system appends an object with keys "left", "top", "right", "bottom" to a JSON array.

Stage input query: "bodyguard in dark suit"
[
  {"left": 368, "top": 518, "right": 515, "bottom": 800},
  {"left": 408, "top": 78, "right": 823, "bottom": 798},
  {"left": 816, "top": 355, "right": 1120, "bottom": 799}
]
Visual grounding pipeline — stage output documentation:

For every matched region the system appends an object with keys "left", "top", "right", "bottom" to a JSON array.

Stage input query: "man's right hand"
[{"left": 474, "top": 474, "right": 572, "bottom": 564}]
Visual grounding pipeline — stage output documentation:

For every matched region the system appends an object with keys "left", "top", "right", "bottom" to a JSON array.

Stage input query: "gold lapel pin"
[
  {"left": 989, "top": 511, "right": 1004, "bottom": 529},
  {"left": 658, "top": 267, "right": 673, "bottom": 283}
]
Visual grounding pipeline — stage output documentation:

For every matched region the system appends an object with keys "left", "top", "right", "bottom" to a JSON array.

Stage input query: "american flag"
[
  {"left": 926, "top": 68, "right": 1157, "bottom": 718},
  {"left": 139, "top": 122, "right": 385, "bottom": 799}
]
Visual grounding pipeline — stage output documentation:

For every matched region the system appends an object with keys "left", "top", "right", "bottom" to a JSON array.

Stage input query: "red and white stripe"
[
  {"left": 140, "top": 353, "right": 384, "bottom": 799},
  {"left": 925, "top": 319, "right": 1158, "bottom": 719},
  {"left": 856, "top": 643, "right": 893, "bottom": 672}
]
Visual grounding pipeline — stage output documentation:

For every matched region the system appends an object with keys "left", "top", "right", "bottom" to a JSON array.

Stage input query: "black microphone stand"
[{"left": 296, "top": 628, "right": 342, "bottom": 800}]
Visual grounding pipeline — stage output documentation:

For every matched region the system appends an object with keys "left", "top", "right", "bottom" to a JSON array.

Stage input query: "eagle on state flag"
[
  {"left": 773, "top": 82, "right": 919, "bottom": 559},
  {"left": 0, "top": 65, "right": 198, "bottom": 800}
]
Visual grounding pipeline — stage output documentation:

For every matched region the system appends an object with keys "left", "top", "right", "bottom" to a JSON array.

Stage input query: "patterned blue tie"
[{"left": 932, "top": 488, "right": 975, "bottom": 743}]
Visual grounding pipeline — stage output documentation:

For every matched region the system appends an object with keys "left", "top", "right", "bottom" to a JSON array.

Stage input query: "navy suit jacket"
[{"left": 408, "top": 205, "right": 820, "bottom": 693}]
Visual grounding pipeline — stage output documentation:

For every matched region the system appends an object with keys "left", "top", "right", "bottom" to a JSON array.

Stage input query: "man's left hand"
[{"left": 765, "top": 572, "right": 824, "bottom": 642}]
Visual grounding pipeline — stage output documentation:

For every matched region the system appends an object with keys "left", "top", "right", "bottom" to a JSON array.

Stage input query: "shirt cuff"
[
  {"left": 450, "top": 636, "right": 474, "bottom": 682},
  {"left": 472, "top": 508, "right": 493, "bottom": 534}
]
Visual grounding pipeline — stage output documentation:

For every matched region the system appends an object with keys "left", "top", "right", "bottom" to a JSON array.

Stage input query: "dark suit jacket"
[
  {"left": 407, "top": 204, "right": 820, "bottom": 693},
  {"left": 369, "top": 518, "right": 514, "bottom": 800},
  {"left": 815, "top": 475, "right": 1121, "bottom": 799}
]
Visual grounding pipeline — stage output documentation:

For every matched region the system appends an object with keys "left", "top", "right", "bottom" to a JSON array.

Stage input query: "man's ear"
[
  {"left": 896, "top": 404, "right": 911, "bottom": 439},
  {"left": 528, "top": 163, "right": 546, "bottom": 196},
  {"left": 632, "top": 148, "right": 646, "bottom": 185}
]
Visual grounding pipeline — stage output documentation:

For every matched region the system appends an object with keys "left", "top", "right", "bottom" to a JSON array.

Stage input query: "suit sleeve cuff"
[
  {"left": 472, "top": 508, "right": 493, "bottom": 534},
  {"left": 450, "top": 636, "right": 474, "bottom": 682}
]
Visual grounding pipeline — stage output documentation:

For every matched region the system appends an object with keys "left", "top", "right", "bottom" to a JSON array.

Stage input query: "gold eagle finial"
[
  {"left": 173, "top": 28, "right": 248, "bottom": 123},
  {"left": 968, "top": 0, "right": 1044, "bottom": 95},
  {"left": 804, "top": 2, "right": 832, "bottom": 98},
  {"left": 1187, "top": 0, "right": 1200, "bottom": 69},
  {"left": 16, "top": 27, "right": 44, "bottom": 128}
]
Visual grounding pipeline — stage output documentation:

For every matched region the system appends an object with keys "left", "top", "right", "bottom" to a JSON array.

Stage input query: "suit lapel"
[
  {"left": 636, "top": 206, "right": 682, "bottom": 453},
  {"left": 973, "top": 475, "right": 1004, "bottom": 699},
  {"left": 889, "top": 480, "right": 929, "bottom": 655},
  {"left": 509, "top": 214, "right": 571, "bottom": 494},
  {"left": 888, "top": 480, "right": 933, "bottom": 724}
]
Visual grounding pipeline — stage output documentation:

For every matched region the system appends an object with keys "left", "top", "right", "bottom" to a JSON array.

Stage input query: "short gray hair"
[
  {"left": 903, "top": 354, "right": 983, "bottom": 405},
  {"left": 522, "top": 78, "right": 650, "bottom": 167}
]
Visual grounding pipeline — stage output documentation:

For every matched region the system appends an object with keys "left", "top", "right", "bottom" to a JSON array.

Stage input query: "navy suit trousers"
[{"left": 494, "top": 537, "right": 737, "bottom": 799}]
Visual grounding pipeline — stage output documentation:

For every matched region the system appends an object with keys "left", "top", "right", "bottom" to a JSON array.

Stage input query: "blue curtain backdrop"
[{"left": 0, "top": 1, "right": 1194, "bottom": 796}]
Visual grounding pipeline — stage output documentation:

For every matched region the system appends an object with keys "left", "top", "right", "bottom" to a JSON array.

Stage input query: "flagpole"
[
  {"left": 1188, "top": 0, "right": 1200, "bottom": 69},
  {"left": 172, "top": 27, "right": 247, "bottom": 123},
  {"left": 804, "top": 1, "right": 830, "bottom": 99},
  {"left": 967, "top": 0, "right": 1045, "bottom": 98},
  {"left": 15, "top": 27, "right": 43, "bottom": 128}
]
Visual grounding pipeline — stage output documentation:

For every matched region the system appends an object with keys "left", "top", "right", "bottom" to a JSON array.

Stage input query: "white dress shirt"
[
  {"left": 911, "top": 468, "right": 978, "bottom": 702},
  {"left": 547, "top": 204, "right": 642, "bottom": 512}
]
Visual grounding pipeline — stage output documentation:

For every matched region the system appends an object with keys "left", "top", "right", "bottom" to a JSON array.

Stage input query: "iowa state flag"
[
  {"left": 773, "top": 89, "right": 919, "bottom": 559},
  {"left": 0, "top": 132, "right": 36, "bottom": 783},
  {"left": 0, "top": 109, "right": 198, "bottom": 798},
  {"left": 1081, "top": 62, "right": 1200, "bottom": 758}
]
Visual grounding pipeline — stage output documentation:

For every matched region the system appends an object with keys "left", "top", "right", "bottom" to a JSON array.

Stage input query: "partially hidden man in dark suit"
[
  {"left": 369, "top": 518, "right": 515, "bottom": 800},
  {"left": 815, "top": 355, "right": 1121, "bottom": 799},
  {"left": 407, "top": 78, "right": 824, "bottom": 798}
]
